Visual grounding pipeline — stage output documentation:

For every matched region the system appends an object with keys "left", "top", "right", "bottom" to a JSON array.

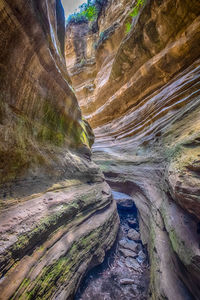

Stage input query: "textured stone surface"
[
  {"left": 125, "top": 257, "right": 141, "bottom": 272},
  {"left": 66, "top": 0, "right": 200, "bottom": 299},
  {"left": 127, "top": 229, "right": 140, "bottom": 241},
  {"left": 119, "top": 238, "right": 139, "bottom": 252},
  {"left": 0, "top": 1, "right": 119, "bottom": 299},
  {"left": 119, "top": 248, "right": 137, "bottom": 258}
]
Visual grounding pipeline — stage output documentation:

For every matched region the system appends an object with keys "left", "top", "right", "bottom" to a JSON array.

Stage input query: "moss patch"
[
  {"left": 16, "top": 229, "right": 101, "bottom": 299},
  {"left": 12, "top": 202, "right": 80, "bottom": 259},
  {"left": 169, "top": 229, "right": 194, "bottom": 265}
]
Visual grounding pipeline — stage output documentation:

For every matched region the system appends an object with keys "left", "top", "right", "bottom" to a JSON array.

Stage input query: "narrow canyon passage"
[
  {"left": 0, "top": 0, "right": 200, "bottom": 299},
  {"left": 75, "top": 191, "right": 149, "bottom": 300}
]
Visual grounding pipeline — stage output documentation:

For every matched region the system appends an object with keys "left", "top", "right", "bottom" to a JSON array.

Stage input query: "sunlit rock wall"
[
  {"left": 0, "top": 1, "right": 119, "bottom": 299},
  {"left": 66, "top": 0, "right": 200, "bottom": 298}
]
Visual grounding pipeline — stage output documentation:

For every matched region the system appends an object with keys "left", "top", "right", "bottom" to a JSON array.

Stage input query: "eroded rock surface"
[
  {"left": 66, "top": 0, "right": 200, "bottom": 299},
  {"left": 0, "top": 1, "right": 119, "bottom": 299}
]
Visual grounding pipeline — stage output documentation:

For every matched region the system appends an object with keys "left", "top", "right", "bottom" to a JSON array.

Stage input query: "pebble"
[{"left": 120, "top": 278, "right": 135, "bottom": 285}]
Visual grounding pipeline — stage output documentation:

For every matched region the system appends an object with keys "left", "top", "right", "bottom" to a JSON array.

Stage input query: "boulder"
[
  {"left": 125, "top": 258, "right": 142, "bottom": 272},
  {"left": 119, "top": 248, "right": 137, "bottom": 258},
  {"left": 127, "top": 229, "right": 140, "bottom": 241},
  {"left": 119, "top": 238, "right": 139, "bottom": 252}
]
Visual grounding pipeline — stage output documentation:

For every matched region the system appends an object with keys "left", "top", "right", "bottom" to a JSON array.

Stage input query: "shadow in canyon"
[{"left": 75, "top": 190, "right": 150, "bottom": 300}]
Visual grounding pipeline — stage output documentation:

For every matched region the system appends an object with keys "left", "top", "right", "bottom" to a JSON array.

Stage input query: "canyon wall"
[
  {"left": 66, "top": 0, "right": 200, "bottom": 299},
  {"left": 0, "top": 1, "right": 119, "bottom": 299}
]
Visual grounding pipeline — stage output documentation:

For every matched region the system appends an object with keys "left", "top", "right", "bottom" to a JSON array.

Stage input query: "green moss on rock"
[{"left": 17, "top": 229, "right": 101, "bottom": 299}]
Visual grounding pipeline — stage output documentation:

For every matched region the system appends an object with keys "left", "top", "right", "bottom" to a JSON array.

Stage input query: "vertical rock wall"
[
  {"left": 65, "top": 0, "right": 200, "bottom": 299},
  {"left": 0, "top": 1, "right": 119, "bottom": 299}
]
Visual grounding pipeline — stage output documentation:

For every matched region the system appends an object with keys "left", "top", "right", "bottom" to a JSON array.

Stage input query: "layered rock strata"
[
  {"left": 0, "top": 0, "right": 119, "bottom": 299},
  {"left": 66, "top": 0, "right": 200, "bottom": 299}
]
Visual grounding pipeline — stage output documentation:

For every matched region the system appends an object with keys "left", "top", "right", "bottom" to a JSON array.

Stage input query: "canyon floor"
[{"left": 75, "top": 191, "right": 150, "bottom": 300}]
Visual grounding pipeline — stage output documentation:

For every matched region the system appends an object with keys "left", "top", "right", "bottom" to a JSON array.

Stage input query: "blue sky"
[{"left": 61, "top": 0, "right": 84, "bottom": 16}]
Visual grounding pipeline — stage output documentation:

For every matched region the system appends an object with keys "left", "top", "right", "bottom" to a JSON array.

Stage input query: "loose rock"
[
  {"left": 120, "top": 278, "right": 136, "bottom": 285},
  {"left": 125, "top": 257, "right": 141, "bottom": 272},
  {"left": 137, "top": 250, "right": 146, "bottom": 264},
  {"left": 119, "top": 238, "right": 139, "bottom": 252},
  {"left": 119, "top": 248, "right": 137, "bottom": 258},
  {"left": 127, "top": 228, "right": 140, "bottom": 241}
]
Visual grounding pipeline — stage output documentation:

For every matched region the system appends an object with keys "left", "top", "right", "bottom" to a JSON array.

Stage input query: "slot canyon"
[{"left": 0, "top": 0, "right": 200, "bottom": 299}]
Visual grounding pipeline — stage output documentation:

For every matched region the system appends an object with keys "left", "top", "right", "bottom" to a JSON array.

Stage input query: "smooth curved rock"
[
  {"left": 66, "top": 0, "right": 200, "bottom": 298},
  {"left": 0, "top": 1, "right": 119, "bottom": 299}
]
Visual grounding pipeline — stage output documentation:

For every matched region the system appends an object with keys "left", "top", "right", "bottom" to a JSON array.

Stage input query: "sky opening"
[{"left": 61, "top": 0, "right": 85, "bottom": 17}]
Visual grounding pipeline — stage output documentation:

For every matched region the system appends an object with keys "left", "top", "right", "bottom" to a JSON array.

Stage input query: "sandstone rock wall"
[
  {"left": 65, "top": 0, "right": 200, "bottom": 299},
  {"left": 0, "top": 1, "right": 119, "bottom": 299}
]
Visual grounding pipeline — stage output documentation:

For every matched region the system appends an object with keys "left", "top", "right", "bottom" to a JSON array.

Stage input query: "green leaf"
[{"left": 125, "top": 22, "right": 132, "bottom": 33}]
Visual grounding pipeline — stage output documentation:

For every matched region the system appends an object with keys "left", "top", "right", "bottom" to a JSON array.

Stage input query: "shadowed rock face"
[
  {"left": 65, "top": 0, "right": 200, "bottom": 299},
  {"left": 0, "top": 1, "right": 119, "bottom": 299}
]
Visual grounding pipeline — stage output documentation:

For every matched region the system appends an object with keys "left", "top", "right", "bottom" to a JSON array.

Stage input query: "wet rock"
[
  {"left": 125, "top": 257, "right": 141, "bottom": 272},
  {"left": 127, "top": 229, "right": 140, "bottom": 241},
  {"left": 119, "top": 248, "right": 137, "bottom": 258},
  {"left": 120, "top": 278, "right": 136, "bottom": 285},
  {"left": 119, "top": 238, "right": 139, "bottom": 252}
]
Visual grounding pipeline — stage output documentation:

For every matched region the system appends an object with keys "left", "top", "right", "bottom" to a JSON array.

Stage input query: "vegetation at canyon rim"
[
  {"left": 66, "top": 0, "right": 146, "bottom": 39},
  {"left": 125, "top": 0, "right": 146, "bottom": 33},
  {"left": 66, "top": 0, "right": 107, "bottom": 24},
  {"left": 67, "top": 4, "right": 97, "bottom": 23}
]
